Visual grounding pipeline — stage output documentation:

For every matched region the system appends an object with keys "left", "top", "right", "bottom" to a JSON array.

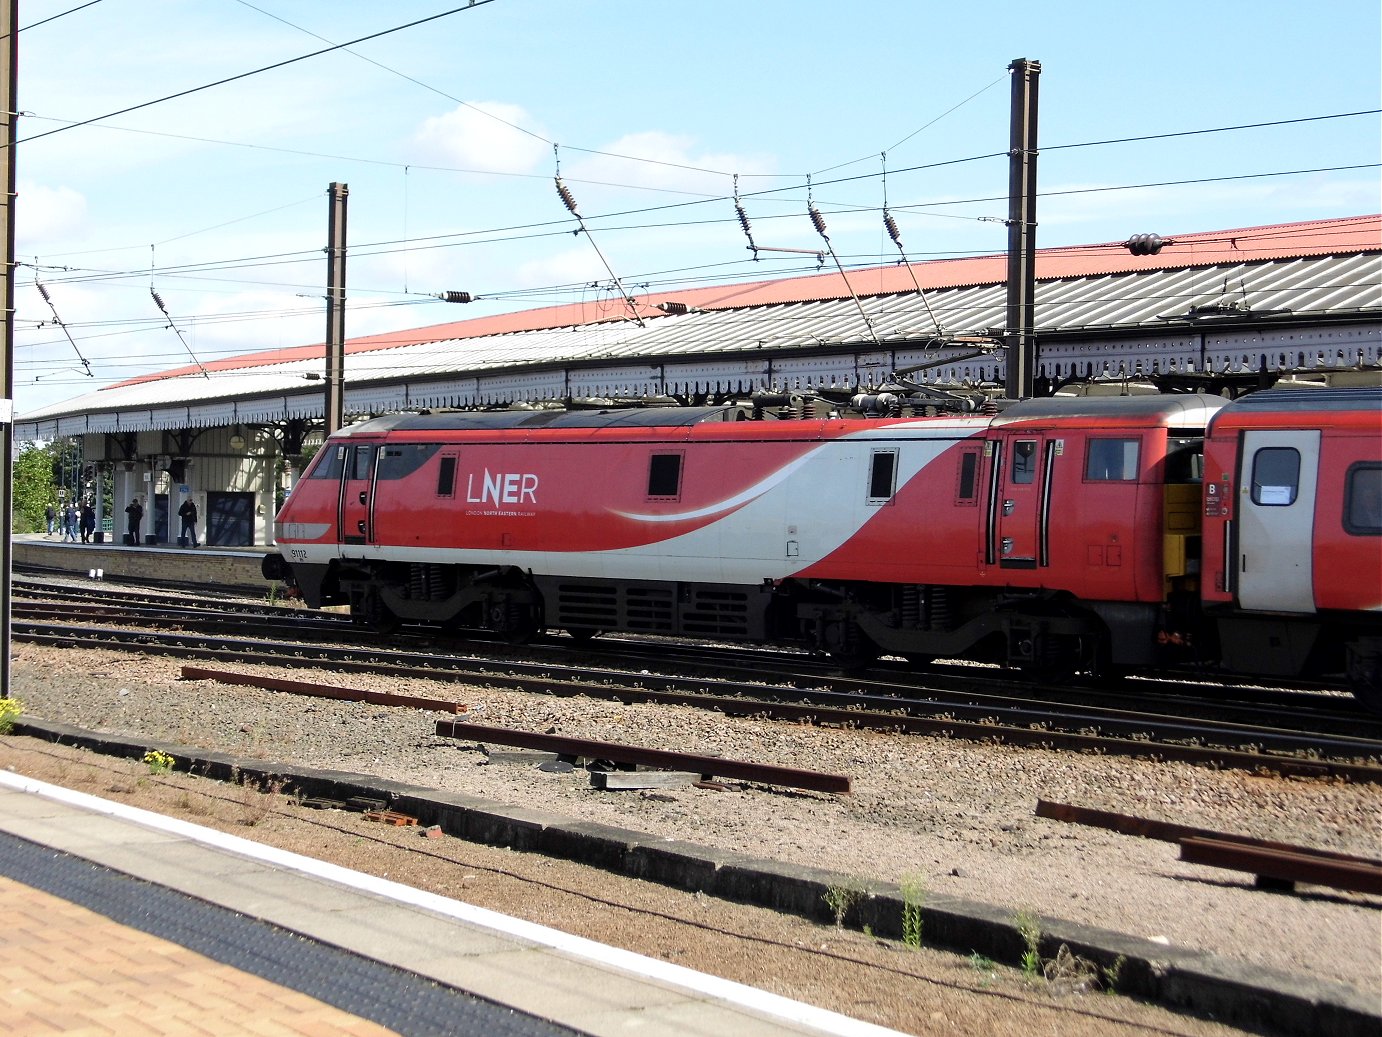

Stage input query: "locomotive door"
[
  {"left": 991, "top": 434, "right": 1055, "bottom": 569},
  {"left": 1235, "top": 429, "right": 1319, "bottom": 613},
  {"left": 339, "top": 441, "right": 380, "bottom": 545}
]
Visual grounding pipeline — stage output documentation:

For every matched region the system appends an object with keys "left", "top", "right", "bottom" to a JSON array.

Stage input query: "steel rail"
[
  {"left": 435, "top": 720, "right": 852, "bottom": 795},
  {"left": 180, "top": 665, "right": 465, "bottom": 714},
  {"left": 15, "top": 624, "right": 1382, "bottom": 784},
  {"left": 1033, "top": 800, "right": 1382, "bottom": 866},
  {"left": 1178, "top": 837, "right": 1382, "bottom": 896}
]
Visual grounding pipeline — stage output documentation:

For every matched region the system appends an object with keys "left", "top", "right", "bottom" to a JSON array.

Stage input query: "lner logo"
[{"left": 466, "top": 470, "right": 538, "bottom": 506}]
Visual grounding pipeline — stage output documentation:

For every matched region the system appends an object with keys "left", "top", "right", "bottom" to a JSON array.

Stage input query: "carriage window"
[
  {"left": 648, "top": 453, "right": 682, "bottom": 499},
  {"left": 868, "top": 450, "right": 898, "bottom": 503},
  {"left": 1344, "top": 463, "right": 1382, "bottom": 535},
  {"left": 1250, "top": 447, "right": 1300, "bottom": 506},
  {"left": 436, "top": 455, "right": 457, "bottom": 498},
  {"left": 308, "top": 444, "right": 346, "bottom": 480},
  {"left": 1086, "top": 438, "right": 1140, "bottom": 481},
  {"left": 1011, "top": 440, "right": 1037, "bottom": 484},
  {"left": 956, "top": 450, "right": 979, "bottom": 504}
]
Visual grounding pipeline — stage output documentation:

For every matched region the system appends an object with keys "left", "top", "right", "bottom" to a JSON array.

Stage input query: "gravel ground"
[{"left": 5, "top": 639, "right": 1380, "bottom": 1026}]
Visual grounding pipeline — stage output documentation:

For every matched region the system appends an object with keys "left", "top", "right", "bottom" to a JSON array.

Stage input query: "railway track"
[{"left": 12, "top": 578, "right": 1382, "bottom": 784}]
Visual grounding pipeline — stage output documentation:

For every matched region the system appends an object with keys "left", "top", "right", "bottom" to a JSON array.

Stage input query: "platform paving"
[{"left": 0, "top": 771, "right": 905, "bottom": 1037}]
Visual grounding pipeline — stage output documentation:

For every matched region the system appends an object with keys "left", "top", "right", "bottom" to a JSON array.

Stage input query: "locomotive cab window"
[
  {"left": 1250, "top": 447, "right": 1300, "bottom": 506},
  {"left": 308, "top": 444, "right": 346, "bottom": 480},
  {"left": 1344, "top": 463, "right": 1382, "bottom": 535},
  {"left": 1011, "top": 440, "right": 1038, "bottom": 484},
  {"left": 648, "top": 452, "right": 683, "bottom": 499},
  {"left": 868, "top": 450, "right": 898, "bottom": 504},
  {"left": 1086, "top": 438, "right": 1139, "bottom": 481}
]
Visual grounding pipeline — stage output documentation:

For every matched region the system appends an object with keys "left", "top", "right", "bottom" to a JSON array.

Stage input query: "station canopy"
[{"left": 16, "top": 214, "right": 1381, "bottom": 441}]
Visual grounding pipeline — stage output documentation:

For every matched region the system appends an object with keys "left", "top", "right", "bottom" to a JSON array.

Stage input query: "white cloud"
[{"left": 412, "top": 102, "right": 550, "bottom": 174}]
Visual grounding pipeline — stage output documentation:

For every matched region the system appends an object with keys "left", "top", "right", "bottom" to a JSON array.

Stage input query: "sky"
[{"left": 11, "top": 0, "right": 1381, "bottom": 416}]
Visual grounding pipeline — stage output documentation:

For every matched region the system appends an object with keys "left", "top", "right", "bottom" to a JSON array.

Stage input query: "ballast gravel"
[{"left": 7, "top": 641, "right": 1380, "bottom": 1006}]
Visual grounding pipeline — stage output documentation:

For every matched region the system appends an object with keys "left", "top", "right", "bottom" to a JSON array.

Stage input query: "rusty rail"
[
  {"left": 1179, "top": 837, "right": 1382, "bottom": 895},
  {"left": 1034, "top": 799, "right": 1380, "bottom": 866},
  {"left": 181, "top": 665, "right": 464, "bottom": 714},
  {"left": 1036, "top": 798, "right": 1382, "bottom": 895},
  {"left": 435, "top": 720, "right": 851, "bottom": 794}
]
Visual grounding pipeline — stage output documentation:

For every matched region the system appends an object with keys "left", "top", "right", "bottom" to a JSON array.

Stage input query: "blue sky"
[{"left": 13, "top": 0, "right": 1381, "bottom": 415}]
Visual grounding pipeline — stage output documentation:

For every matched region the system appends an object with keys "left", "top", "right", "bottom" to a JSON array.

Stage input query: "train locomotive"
[{"left": 263, "top": 386, "right": 1382, "bottom": 710}]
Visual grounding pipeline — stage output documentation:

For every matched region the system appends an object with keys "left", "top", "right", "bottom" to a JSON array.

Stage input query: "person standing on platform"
[
  {"left": 125, "top": 498, "right": 143, "bottom": 545},
  {"left": 61, "top": 504, "right": 77, "bottom": 543},
  {"left": 80, "top": 502, "right": 96, "bottom": 544},
  {"left": 177, "top": 498, "right": 199, "bottom": 548},
  {"left": 44, "top": 503, "right": 56, "bottom": 537}
]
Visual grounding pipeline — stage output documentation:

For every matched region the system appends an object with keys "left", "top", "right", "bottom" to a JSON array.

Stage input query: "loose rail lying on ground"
[
  {"left": 1035, "top": 799, "right": 1382, "bottom": 895},
  {"left": 180, "top": 665, "right": 465, "bottom": 714},
  {"left": 435, "top": 719, "right": 852, "bottom": 795}
]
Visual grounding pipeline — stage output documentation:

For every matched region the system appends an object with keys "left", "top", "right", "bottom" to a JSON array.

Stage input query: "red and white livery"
[{"left": 265, "top": 387, "right": 1382, "bottom": 709}]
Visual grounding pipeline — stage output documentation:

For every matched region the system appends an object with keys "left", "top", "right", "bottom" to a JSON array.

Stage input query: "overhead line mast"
[
  {"left": 1004, "top": 57, "right": 1041, "bottom": 400},
  {"left": 1, "top": 0, "right": 17, "bottom": 701}
]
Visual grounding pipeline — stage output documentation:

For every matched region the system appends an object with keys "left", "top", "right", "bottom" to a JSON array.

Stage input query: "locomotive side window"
[
  {"left": 956, "top": 449, "right": 980, "bottom": 504},
  {"left": 436, "top": 455, "right": 457, "bottom": 498},
  {"left": 377, "top": 443, "right": 440, "bottom": 480},
  {"left": 1344, "top": 463, "right": 1382, "bottom": 535},
  {"left": 1250, "top": 447, "right": 1300, "bottom": 506},
  {"left": 1011, "top": 440, "right": 1037, "bottom": 484},
  {"left": 308, "top": 444, "right": 346, "bottom": 480},
  {"left": 868, "top": 450, "right": 898, "bottom": 503},
  {"left": 648, "top": 453, "right": 683, "bottom": 499}
]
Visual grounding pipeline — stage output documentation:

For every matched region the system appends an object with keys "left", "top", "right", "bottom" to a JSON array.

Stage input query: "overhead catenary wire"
[
  {"left": 554, "top": 149, "right": 646, "bottom": 327},
  {"left": 14, "top": 1, "right": 501, "bottom": 147},
  {"left": 149, "top": 287, "right": 212, "bottom": 379},
  {"left": 806, "top": 179, "right": 881, "bottom": 348},
  {"left": 33, "top": 279, "right": 93, "bottom": 377}
]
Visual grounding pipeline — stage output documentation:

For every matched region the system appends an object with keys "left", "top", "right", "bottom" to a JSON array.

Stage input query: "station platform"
[
  {"left": 12, "top": 532, "right": 271, "bottom": 594},
  {"left": 0, "top": 771, "right": 903, "bottom": 1037}
]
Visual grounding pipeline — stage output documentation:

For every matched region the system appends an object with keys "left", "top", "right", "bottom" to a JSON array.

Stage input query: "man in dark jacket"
[
  {"left": 177, "top": 498, "right": 199, "bottom": 548},
  {"left": 125, "top": 498, "right": 143, "bottom": 544}
]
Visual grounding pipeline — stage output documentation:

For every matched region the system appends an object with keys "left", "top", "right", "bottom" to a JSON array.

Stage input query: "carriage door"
[
  {"left": 992, "top": 434, "right": 1055, "bottom": 569},
  {"left": 1236, "top": 429, "right": 1319, "bottom": 613},
  {"left": 339, "top": 441, "right": 380, "bottom": 546}
]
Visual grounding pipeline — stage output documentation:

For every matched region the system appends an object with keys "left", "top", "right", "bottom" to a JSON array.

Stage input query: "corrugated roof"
[{"left": 16, "top": 215, "right": 1380, "bottom": 437}]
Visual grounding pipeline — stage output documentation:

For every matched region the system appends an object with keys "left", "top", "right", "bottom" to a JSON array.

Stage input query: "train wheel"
[
  {"left": 491, "top": 602, "right": 543, "bottom": 645},
  {"left": 825, "top": 619, "right": 880, "bottom": 671},
  {"left": 355, "top": 591, "right": 399, "bottom": 636}
]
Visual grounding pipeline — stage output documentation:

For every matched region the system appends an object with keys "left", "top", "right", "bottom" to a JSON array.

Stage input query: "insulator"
[
  {"left": 884, "top": 212, "right": 903, "bottom": 247},
  {"left": 555, "top": 177, "right": 579, "bottom": 216},
  {"left": 37, "top": 282, "right": 52, "bottom": 303},
  {"left": 1125, "top": 232, "right": 1167, "bottom": 256},
  {"left": 440, "top": 291, "right": 472, "bottom": 304},
  {"left": 150, "top": 288, "right": 167, "bottom": 312},
  {"left": 735, "top": 203, "right": 752, "bottom": 236},
  {"left": 809, "top": 204, "right": 828, "bottom": 237}
]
